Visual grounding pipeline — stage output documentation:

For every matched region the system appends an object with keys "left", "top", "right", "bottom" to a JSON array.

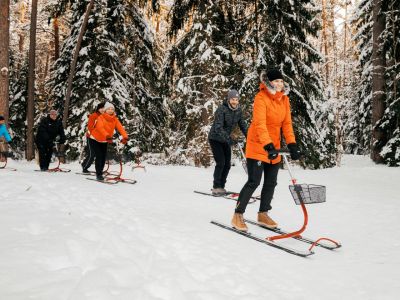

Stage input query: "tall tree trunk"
[
  {"left": 43, "top": 45, "right": 50, "bottom": 82},
  {"left": 54, "top": 18, "right": 60, "bottom": 61},
  {"left": 0, "top": 0, "right": 10, "bottom": 121},
  {"left": 254, "top": 0, "right": 259, "bottom": 63},
  {"left": 26, "top": 0, "right": 38, "bottom": 160},
  {"left": 371, "top": 0, "right": 386, "bottom": 163},
  {"left": 63, "top": 0, "right": 95, "bottom": 128},
  {"left": 342, "top": 0, "right": 349, "bottom": 89},
  {"left": 329, "top": 0, "right": 338, "bottom": 98},
  {"left": 321, "top": 0, "right": 330, "bottom": 82}
]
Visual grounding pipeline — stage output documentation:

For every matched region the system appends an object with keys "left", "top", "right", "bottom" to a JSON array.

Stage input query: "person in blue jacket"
[
  {"left": 0, "top": 116, "right": 11, "bottom": 143},
  {"left": 0, "top": 115, "right": 12, "bottom": 161}
]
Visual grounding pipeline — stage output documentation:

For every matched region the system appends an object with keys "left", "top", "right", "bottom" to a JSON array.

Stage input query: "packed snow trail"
[{"left": 0, "top": 156, "right": 399, "bottom": 299}]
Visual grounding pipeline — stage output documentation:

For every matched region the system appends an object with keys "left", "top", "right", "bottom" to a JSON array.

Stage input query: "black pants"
[
  {"left": 92, "top": 140, "right": 108, "bottom": 176},
  {"left": 235, "top": 158, "right": 280, "bottom": 214},
  {"left": 81, "top": 137, "right": 96, "bottom": 171},
  {"left": 36, "top": 142, "right": 54, "bottom": 170},
  {"left": 209, "top": 139, "right": 231, "bottom": 189}
]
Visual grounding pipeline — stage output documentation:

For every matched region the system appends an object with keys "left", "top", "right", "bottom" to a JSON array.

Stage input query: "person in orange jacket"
[
  {"left": 89, "top": 102, "right": 129, "bottom": 181},
  {"left": 231, "top": 69, "right": 301, "bottom": 232},
  {"left": 81, "top": 102, "right": 105, "bottom": 173}
]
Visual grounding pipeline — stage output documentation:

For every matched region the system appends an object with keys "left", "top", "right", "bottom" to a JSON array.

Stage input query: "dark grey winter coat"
[
  {"left": 35, "top": 116, "right": 66, "bottom": 146},
  {"left": 208, "top": 100, "right": 248, "bottom": 144}
]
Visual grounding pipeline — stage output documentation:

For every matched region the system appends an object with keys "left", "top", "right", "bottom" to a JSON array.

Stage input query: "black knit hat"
[
  {"left": 266, "top": 69, "right": 283, "bottom": 82},
  {"left": 96, "top": 102, "right": 106, "bottom": 112}
]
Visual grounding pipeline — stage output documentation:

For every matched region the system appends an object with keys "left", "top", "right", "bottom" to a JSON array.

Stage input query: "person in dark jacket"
[
  {"left": 81, "top": 102, "right": 105, "bottom": 173},
  {"left": 208, "top": 89, "right": 248, "bottom": 195},
  {"left": 35, "top": 109, "right": 66, "bottom": 171}
]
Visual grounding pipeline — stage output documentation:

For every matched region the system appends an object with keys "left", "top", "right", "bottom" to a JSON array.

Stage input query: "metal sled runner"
[{"left": 212, "top": 152, "right": 341, "bottom": 257}]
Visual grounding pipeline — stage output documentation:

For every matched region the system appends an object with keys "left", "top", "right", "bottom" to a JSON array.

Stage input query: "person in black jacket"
[
  {"left": 35, "top": 109, "right": 66, "bottom": 171},
  {"left": 208, "top": 89, "right": 248, "bottom": 195}
]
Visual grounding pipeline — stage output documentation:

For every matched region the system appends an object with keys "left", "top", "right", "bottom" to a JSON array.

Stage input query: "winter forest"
[{"left": 0, "top": 0, "right": 399, "bottom": 168}]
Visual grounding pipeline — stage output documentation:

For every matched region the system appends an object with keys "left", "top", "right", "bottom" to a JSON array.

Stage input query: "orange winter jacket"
[
  {"left": 86, "top": 112, "right": 101, "bottom": 137},
  {"left": 90, "top": 113, "right": 128, "bottom": 142},
  {"left": 246, "top": 82, "right": 296, "bottom": 164}
]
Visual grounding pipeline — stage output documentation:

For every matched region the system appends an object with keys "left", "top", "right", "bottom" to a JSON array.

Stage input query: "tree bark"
[
  {"left": 54, "top": 18, "right": 60, "bottom": 61},
  {"left": 329, "top": 0, "right": 338, "bottom": 98},
  {"left": 371, "top": 0, "right": 386, "bottom": 163},
  {"left": 63, "top": 0, "right": 95, "bottom": 128},
  {"left": 0, "top": 0, "right": 10, "bottom": 121},
  {"left": 321, "top": 0, "right": 330, "bottom": 82},
  {"left": 26, "top": 0, "right": 39, "bottom": 160}
]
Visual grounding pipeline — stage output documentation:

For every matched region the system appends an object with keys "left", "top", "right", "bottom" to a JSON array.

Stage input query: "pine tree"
[
  {"left": 349, "top": 0, "right": 399, "bottom": 166},
  {"left": 121, "top": 1, "right": 169, "bottom": 155},
  {"left": 164, "top": 0, "right": 240, "bottom": 166},
  {"left": 48, "top": 0, "right": 167, "bottom": 160},
  {"left": 241, "top": 0, "right": 336, "bottom": 168},
  {"left": 379, "top": 0, "right": 400, "bottom": 166},
  {"left": 8, "top": 55, "right": 28, "bottom": 157},
  {"left": 343, "top": 0, "right": 372, "bottom": 154}
]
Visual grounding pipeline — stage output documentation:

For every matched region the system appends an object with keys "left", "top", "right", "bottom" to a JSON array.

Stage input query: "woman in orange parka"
[
  {"left": 231, "top": 69, "right": 301, "bottom": 232},
  {"left": 90, "top": 102, "right": 128, "bottom": 181}
]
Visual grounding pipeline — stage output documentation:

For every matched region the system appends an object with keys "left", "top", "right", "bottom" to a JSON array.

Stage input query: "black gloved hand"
[
  {"left": 228, "top": 138, "right": 237, "bottom": 146},
  {"left": 288, "top": 143, "right": 301, "bottom": 160},
  {"left": 264, "top": 143, "right": 279, "bottom": 160}
]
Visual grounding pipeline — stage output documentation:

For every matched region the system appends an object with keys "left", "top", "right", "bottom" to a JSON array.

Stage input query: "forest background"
[{"left": 0, "top": 0, "right": 398, "bottom": 168}]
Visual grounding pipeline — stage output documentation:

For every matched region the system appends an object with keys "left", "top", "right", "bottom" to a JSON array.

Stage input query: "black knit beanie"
[
  {"left": 96, "top": 102, "right": 106, "bottom": 112},
  {"left": 266, "top": 69, "right": 283, "bottom": 82}
]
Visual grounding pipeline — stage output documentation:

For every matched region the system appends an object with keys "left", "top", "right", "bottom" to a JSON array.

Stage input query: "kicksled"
[
  {"left": 194, "top": 190, "right": 258, "bottom": 204},
  {"left": 85, "top": 141, "right": 140, "bottom": 185},
  {"left": 211, "top": 152, "right": 341, "bottom": 257}
]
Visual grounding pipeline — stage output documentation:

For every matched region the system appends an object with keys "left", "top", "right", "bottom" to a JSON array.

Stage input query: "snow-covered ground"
[{"left": 0, "top": 155, "right": 399, "bottom": 300}]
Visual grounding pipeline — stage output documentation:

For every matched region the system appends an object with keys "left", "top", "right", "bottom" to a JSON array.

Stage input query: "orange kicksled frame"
[
  {"left": 0, "top": 151, "right": 17, "bottom": 171},
  {"left": 269, "top": 153, "right": 341, "bottom": 252},
  {"left": 104, "top": 141, "right": 137, "bottom": 184}
]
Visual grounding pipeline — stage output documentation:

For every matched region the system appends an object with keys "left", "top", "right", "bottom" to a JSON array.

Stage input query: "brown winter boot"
[
  {"left": 231, "top": 213, "right": 248, "bottom": 232},
  {"left": 257, "top": 212, "right": 278, "bottom": 228}
]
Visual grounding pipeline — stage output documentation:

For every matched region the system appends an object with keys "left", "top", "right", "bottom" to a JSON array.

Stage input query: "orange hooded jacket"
[
  {"left": 86, "top": 112, "right": 101, "bottom": 137},
  {"left": 90, "top": 113, "right": 128, "bottom": 142},
  {"left": 245, "top": 82, "right": 296, "bottom": 164}
]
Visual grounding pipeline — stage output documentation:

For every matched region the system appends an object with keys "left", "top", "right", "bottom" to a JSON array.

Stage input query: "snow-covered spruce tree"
[
  {"left": 121, "top": 1, "right": 169, "bottom": 155},
  {"left": 8, "top": 55, "right": 29, "bottom": 157},
  {"left": 239, "top": 0, "right": 336, "bottom": 168},
  {"left": 164, "top": 0, "right": 240, "bottom": 166},
  {"left": 346, "top": 0, "right": 399, "bottom": 166},
  {"left": 378, "top": 0, "right": 400, "bottom": 166},
  {"left": 48, "top": 0, "right": 167, "bottom": 160},
  {"left": 344, "top": 0, "right": 372, "bottom": 154}
]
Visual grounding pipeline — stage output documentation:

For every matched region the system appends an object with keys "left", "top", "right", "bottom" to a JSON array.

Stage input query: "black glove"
[
  {"left": 264, "top": 143, "right": 279, "bottom": 160},
  {"left": 228, "top": 138, "right": 237, "bottom": 146},
  {"left": 288, "top": 143, "right": 301, "bottom": 160}
]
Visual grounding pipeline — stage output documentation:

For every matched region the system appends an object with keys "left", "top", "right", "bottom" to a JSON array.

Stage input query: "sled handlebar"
[{"left": 278, "top": 150, "right": 290, "bottom": 155}]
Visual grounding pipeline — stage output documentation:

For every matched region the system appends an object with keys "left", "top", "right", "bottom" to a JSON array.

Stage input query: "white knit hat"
[{"left": 104, "top": 102, "right": 115, "bottom": 110}]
